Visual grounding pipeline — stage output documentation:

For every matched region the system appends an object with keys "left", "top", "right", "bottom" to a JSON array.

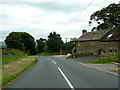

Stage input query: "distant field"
[
  {"left": 2, "top": 49, "right": 28, "bottom": 65},
  {"left": 38, "top": 52, "right": 59, "bottom": 56}
]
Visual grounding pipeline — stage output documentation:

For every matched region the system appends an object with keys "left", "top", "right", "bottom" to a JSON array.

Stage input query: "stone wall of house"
[
  {"left": 99, "top": 41, "right": 119, "bottom": 55},
  {"left": 74, "top": 41, "right": 98, "bottom": 57},
  {"left": 73, "top": 41, "right": 119, "bottom": 57}
]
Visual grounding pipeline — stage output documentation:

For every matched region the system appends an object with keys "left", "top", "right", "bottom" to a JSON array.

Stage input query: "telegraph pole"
[{"left": 65, "top": 38, "right": 68, "bottom": 43}]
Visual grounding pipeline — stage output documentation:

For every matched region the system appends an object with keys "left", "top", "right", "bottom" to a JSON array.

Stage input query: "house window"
[
  {"left": 78, "top": 42, "right": 80, "bottom": 46},
  {"left": 98, "top": 49, "right": 105, "bottom": 55},
  {"left": 110, "top": 50, "right": 112, "bottom": 54},
  {"left": 102, "top": 50, "right": 105, "bottom": 55},
  {"left": 107, "top": 34, "right": 113, "bottom": 38},
  {"left": 109, "top": 49, "right": 117, "bottom": 54}
]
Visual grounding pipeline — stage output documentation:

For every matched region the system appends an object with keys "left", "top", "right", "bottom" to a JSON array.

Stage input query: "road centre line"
[
  {"left": 58, "top": 67, "right": 75, "bottom": 90},
  {"left": 52, "top": 60, "right": 56, "bottom": 64}
]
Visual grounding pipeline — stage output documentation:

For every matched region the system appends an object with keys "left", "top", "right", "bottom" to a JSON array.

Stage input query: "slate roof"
[
  {"left": 77, "top": 25, "right": 120, "bottom": 41},
  {"left": 101, "top": 25, "right": 120, "bottom": 41}
]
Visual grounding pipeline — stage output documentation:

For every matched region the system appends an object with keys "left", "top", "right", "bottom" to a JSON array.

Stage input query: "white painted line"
[
  {"left": 52, "top": 60, "right": 56, "bottom": 64},
  {"left": 58, "top": 67, "right": 75, "bottom": 90}
]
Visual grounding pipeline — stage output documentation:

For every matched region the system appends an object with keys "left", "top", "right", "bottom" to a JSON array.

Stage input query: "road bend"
[{"left": 6, "top": 56, "right": 118, "bottom": 88}]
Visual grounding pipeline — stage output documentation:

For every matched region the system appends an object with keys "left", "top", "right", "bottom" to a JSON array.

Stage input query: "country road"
[{"left": 6, "top": 56, "right": 118, "bottom": 89}]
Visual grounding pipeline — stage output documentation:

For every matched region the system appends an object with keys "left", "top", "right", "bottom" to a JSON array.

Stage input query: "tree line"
[{"left": 5, "top": 32, "right": 75, "bottom": 55}]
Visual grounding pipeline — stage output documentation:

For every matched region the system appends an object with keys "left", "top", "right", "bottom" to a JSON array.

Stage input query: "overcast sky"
[{"left": 0, "top": 0, "right": 119, "bottom": 42}]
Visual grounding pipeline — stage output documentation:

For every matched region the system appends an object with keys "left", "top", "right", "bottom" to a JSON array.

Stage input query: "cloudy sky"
[{"left": 0, "top": 0, "right": 119, "bottom": 42}]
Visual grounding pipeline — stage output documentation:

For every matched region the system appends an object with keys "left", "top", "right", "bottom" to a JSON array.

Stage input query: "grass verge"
[
  {"left": 66, "top": 55, "right": 73, "bottom": 59},
  {"left": 2, "top": 49, "right": 28, "bottom": 65},
  {"left": 112, "top": 70, "right": 120, "bottom": 75},
  {"left": 38, "top": 52, "right": 59, "bottom": 56},
  {"left": 86, "top": 54, "right": 120, "bottom": 64},
  {"left": 2, "top": 56, "right": 37, "bottom": 87}
]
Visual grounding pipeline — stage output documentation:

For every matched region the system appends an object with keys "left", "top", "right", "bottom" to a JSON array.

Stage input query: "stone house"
[{"left": 72, "top": 25, "right": 120, "bottom": 57}]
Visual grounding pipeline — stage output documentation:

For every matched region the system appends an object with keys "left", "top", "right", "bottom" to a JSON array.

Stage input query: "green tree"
[
  {"left": 62, "top": 41, "right": 75, "bottom": 54},
  {"left": 47, "top": 32, "right": 64, "bottom": 52},
  {"left": 36, "top": 38, "right": 46, "bottom": 53},
  {"left": 5, "top": 32, "right": 25, "bottom": 51},
  {"left": 89, "top": 3, "right": 120, "bottom": 31},
  {"left": 20, "top": 32, "right": 36, "bottom": 55},
  {"left": 5, "top": 32, "right": 36, "bottom": 55}
]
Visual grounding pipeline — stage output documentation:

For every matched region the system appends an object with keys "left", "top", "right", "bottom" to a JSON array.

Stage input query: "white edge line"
[
  {"left": 58, "top": 67, "right": 75, "bottom": 90},
  {"left": 52, "top": 60, "right": 56, "bottom": 64}
]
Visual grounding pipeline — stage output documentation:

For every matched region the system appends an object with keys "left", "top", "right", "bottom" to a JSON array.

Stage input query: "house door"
[{"left": 98, "top": 49, "right": 105, "bottom": 55}]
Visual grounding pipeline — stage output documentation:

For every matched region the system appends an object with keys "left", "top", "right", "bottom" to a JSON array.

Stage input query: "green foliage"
[
  {"left": 5, "top": 32, "right": 36, "bottom": 55},
  {"left": 38, "top": 52, "right": 59, "bottom": 56},
  {"left": 89, "top": 3, "right": 120, "bottom": 30},
  {"left": 92, "top": 57, "right": 111, "bottom": 64},
  {"left": 2, "top": 49, "right": 27, "bottom": 65},
  {"left": 88, "top": 53, "right": 120, "bottom": 64},
  {"left": 20, "top": 32, "right": 36, "bottom": 55},
  {"left": 106, "top": 54, "right": 120, "bottom": 62},
  {"left": 36, "top": 38, "right": 46, "bottom": 53},
  {"left": 66, "top": 55, "right": 73, "bottom": 59},
  {"left": 112, "top": 70, "right": 120, "bottom": 74},
  {"left": 62, "top": 41, "right": 75, "bottom": 54},
  {"left": 5, "top": 32, "right": 25, "bottom": 51},
  {"left": 47, "top": 32, "right": 64, "bottom": 52}
]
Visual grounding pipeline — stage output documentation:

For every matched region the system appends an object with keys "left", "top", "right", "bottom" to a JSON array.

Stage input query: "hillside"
[{"left": 2, "top": 49, "right": 28, "bottom": 65}]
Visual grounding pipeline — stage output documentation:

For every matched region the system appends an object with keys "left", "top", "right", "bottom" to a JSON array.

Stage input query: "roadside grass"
[
  {"left": 1, "top": 49, "right": 37, "bottom": 87},
  {"left": 38, "top": 52, "right": 59, "bottom": 56},
  {"left": 66, "top": 55, "right": 73, "bottom": 59},
  {"left": 86, "top": 54, "right": 120, "bottom": 64},
  {"left": 2, "top": 49, "right": 28, "bottom": 65},
  {"left": 106, "top": 54, "right": 120, "bottom": 62},
  {"left": 86, "top": 57, "right": 111, "bottom": 64},
  {"left": 85, "top": 54, "right": 120, "bottom": 64},
  {"left": 112, "top": 70, "right": 120, "bottom": 75},
  {"left": 2, "top": 56, "right": 37, "bottom": 87}
]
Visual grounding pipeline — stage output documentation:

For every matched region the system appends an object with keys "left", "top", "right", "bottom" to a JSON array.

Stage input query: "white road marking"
[
  {"left": 58, "top": 67, "right": 75, "bottom": 90},
  {"left": 52, "top": 60, "right": 56, "bottom": 64}
]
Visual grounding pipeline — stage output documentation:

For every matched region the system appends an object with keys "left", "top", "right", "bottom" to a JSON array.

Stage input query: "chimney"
[{"left": 82, "top": 30, "right": 87, "bottom": 34}]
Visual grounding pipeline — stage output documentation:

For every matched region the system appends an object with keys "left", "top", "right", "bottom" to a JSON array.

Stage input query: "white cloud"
[{"left": 0, "top": 0, "right": 119, "bottom": 42}]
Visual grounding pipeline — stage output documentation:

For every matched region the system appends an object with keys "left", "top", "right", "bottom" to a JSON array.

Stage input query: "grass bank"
[
  {"left": 2, "top": 56, "right": 37, "bottom": 87},
  {"left": 2, "top": 49, "right": 28, "bottom": 65},
  {"left": 38, "top": 52, "right": 59, "bottom": 56},
  {"left": 1, "top": 49, "right": 37, "bottom": 87}
]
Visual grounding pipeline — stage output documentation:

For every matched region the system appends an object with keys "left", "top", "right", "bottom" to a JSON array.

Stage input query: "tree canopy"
[
  {"left": 62, "top": 41, "right": 75, "bottom": 54},
  {"left": 5, "top": 32, "right": 36, "bottom": 55},
  {"left": 89, "top": 3, "right": 120, "bottom": 31},
  {"left": 36, "top": 38, "right": 46, "bottom": 53},
  {"left": 47, "top": 32, "right": 64, "bottom": 52}
]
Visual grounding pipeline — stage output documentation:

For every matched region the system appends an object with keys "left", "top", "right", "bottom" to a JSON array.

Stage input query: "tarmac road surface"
[{"left": 6, "top": 56, "right": 118, "bottom": 89}]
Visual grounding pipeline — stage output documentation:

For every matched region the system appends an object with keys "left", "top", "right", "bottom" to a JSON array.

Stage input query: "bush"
[
  {"left": 66, "top": 54, "right": 73, "bottom": 59},
  {"left": 38, "top": 52, "right": 59, "bottom": 56}
]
